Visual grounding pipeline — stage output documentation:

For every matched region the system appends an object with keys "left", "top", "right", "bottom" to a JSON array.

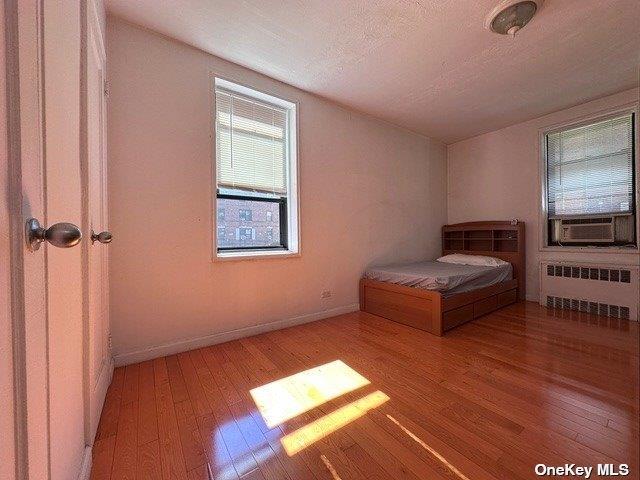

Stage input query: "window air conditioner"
[{"left": 559, "top": 217, "right": 614, "bottom": 243}]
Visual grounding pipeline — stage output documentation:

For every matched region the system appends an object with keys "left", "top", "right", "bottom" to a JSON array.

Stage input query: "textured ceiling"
[{"left": 105, "top": 0, "right": 640, "bottom": 143}]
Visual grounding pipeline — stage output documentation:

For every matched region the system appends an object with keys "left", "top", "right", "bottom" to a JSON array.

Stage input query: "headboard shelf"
[{"left": 442, "top": 221, "right": 526, "bottom": 300}]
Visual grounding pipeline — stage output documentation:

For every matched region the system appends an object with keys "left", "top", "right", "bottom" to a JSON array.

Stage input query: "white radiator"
[{"left": 540, "top": 261, "right": 639, "bottom": 321}]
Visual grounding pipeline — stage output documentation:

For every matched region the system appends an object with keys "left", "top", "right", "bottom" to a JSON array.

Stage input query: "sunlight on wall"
[
  {"left": 386, "top": 414, "right": 471, "bottom": 480},
  {"left": 281, "top": 390, "right": 389, "bottom": 456},
  {"left": 250, "top": 360, "right": 370, "bottom": 428}
]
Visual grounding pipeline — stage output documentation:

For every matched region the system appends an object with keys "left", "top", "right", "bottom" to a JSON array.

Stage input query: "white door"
[
  {"left": 7, "top": 1, "right": 109, "bottom": 478},
  {"left": 43, "top": 2, "right": 87, "bottom": 478},
  {"left": 0, "top": 2, "right": 16, "bottom": 480},
  {"left": 9, "top": 2, "right": 51, "bottom": 477},
  {"left": 85, "top": 0, "right": 111, "bottom": 443}
]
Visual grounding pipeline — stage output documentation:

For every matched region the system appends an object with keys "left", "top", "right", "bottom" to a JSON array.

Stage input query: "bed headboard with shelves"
[{"left": 442, "top": 221, "right": 526, "bottom": 300}]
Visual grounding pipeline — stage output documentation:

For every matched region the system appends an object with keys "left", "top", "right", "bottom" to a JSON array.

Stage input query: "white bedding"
[{"left": 363, "top": 261, "right": 512, "bottom": 297}]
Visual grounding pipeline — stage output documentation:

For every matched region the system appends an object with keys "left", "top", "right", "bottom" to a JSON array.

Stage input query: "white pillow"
[{"left": 436, "top": 253, "right": 508, "bottom": 267}]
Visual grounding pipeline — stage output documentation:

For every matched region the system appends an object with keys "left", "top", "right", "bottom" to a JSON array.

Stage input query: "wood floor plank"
[
  {"left": 190, "top": 349, "right": 229, "bottom": 413},
  {"left": 177, "top": 351, "right": 212, "bottom": 417},
  {"left": 187, "top": 463, "right": 213, "bottom": 480},
  {"left": 136, "top": 439, "right": 162, "bottom": 480},
  {"left": 239, "top": 337, "right": 277, "bottom": 373},
  {"left": 197, "top": 413, "right": 240, "bottom": 480},
  {"left": 228, "top": 402, "right": 291, "bottom": 480},
  {"left": 110, "top": 400, "right": 138, "bottom": 480},
  {"left": 201, "top": 346, "right": 242, "bottom": 406},
  {"left": 121, "top": 363, "right": 140, "bottom": 406},
  {"left": 90, "top": 435, "right": 116, "bottom": 480},
  {"left": 166, "top": 354, "right": 190, "bottom": 403},
  {"left": 262, "top": 426, "right": 321, "bottom": 480},
  {"left": 137, "top": 360, "right": 158, "bottom": 446},
  {"left": 238, "top": 468, "right": 266, "bottom": 480},
  {"left": 154, "top": 356, "right": 189, "bottom": 480},
  {"left": 175, "top": 399, "right": 208, "bottom": 471},
  {"left": 274, "top": 409, "right": 350, "bottom": 480},
  {"left": 213, "top": 408, "right": 259, "bottom": 478},
  {"left": 93, "top": 303, "right": 638, "bottom": 480}
]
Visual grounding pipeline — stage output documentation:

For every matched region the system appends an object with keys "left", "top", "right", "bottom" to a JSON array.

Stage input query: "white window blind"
[
  {"left": 216, "top": 89, "right": 288, "bottom": 194},
  {"left": 546, "top": 114, "right": 634, "bottom": 217}
]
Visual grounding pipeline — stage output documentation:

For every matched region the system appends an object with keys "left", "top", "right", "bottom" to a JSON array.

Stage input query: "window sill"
[
  {"left": 540, "top": 245, "right": 639, "bottom": 255},
  {"left": 214, "top": 249, "right": 300, "bottom": 262}
]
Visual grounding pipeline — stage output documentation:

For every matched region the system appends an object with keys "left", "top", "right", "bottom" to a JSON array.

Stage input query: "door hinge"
[
  {"left": 103, "top": 80, "right": 110, "bottom": 98},
  {"left": 108, "top": 334, "right": 112, "bottom": 350}
]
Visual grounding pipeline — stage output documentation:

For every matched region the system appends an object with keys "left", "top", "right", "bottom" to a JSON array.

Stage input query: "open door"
[
  {"left": 1, "top": 2, "right": 17, "bottom": 479},
  {"left": 84, "top": 0, "right": 112, "bottom": 443},
  {"left": 6, "top": 1, "right": 110, "bottom": 478}
]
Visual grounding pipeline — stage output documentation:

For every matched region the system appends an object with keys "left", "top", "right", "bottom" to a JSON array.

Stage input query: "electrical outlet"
[{"left": 321, "top": 290, "right": 332, "bottom": 299}]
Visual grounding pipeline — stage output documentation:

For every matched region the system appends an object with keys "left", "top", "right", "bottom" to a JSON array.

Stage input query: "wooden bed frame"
[{"left": 359, "top": 221, "right": 526, "bottom": 336}]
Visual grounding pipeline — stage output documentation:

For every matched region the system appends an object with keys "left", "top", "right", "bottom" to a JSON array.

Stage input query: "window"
[
  {"left": 237, "top": 227, "right": 255, "bottom": 242},
  {"left": 239, "top": 209, "right": 252, "bottom": 221},
  {"left": 217, "top": 226, "right": 227, "bottom": 245},
  {"left": 214, "top": 78, "right": 299, "bottom": 256},
  {"left": 544, "top": 112, "right": 636, "bottom": 246}
]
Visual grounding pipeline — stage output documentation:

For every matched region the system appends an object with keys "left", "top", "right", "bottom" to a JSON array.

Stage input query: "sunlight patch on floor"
[
  {"left": 250, "top": 360, "right": 370, "bottom": 428},
  {"left": 386, "top": 414, "right": 471, "bottom": 480},
  {"left": 281, "top": 390, "right": 390, "bottom": 456}
]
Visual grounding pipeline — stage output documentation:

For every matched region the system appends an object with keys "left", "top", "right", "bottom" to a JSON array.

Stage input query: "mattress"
[{"left": 363, "top": 261, "right": 512, "bottom": 297}]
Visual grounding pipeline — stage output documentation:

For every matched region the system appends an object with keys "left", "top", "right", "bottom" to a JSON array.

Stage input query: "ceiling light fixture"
[{"left": 485, "top": 0, "right": 544, "bottom": 36}]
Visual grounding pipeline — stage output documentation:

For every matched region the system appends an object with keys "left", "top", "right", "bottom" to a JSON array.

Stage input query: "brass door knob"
[
  {"left": 26, "top": 218, "right": 82, "bottom": 252},
  {"left": 91, "top": 230, "right": 113, "bottom": 244}
]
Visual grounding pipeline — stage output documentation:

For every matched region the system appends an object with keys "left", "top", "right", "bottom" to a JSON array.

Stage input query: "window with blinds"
[
  {"left": 216, "top": 90, "right": 288, "bottom": 194},
  {"left": 213, "top": 79, "right": 298, "bottom": 256},
  {"left": 546, "top": 113, "right": 635, "bottom": 217}
]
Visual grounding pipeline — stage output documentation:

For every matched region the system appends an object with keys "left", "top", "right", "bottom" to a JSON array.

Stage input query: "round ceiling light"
[{"left": 485, "top": 0, "right": 543, "bottom": 36}]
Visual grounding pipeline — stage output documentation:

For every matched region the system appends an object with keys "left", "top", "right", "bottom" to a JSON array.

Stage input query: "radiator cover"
[{"left": 540, "top": 261, "right": 639, "bottom": 321}]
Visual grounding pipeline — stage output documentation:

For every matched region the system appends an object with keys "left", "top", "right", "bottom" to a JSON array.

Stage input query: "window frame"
[
  {"left": 211, "top": 76, "right": 300, "bottom": 261},
  {"left": 216, "top": 192, "right": 288, "bottom": 252},
  {"left": 539, "top": 103, "right": 640, "bottom": 253}
]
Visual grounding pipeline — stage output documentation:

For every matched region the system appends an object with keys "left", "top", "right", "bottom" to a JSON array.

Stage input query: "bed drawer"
[
  {"left": 473, "top": 295, "right": 498, "bottom": 318},
  {"left": 497, "top": 289, "right": 517, "bottom": 308},
  {"left": 443, "top": 304, "right": 474, "bottom": 331}
]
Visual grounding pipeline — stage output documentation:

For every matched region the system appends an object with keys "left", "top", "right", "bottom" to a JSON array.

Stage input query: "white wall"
[
  {"left": 447, "top": 88, "right": 640, "bottom": 301},
  {"left": 107, "top": 18, "right": 447, "bottom": 363}
]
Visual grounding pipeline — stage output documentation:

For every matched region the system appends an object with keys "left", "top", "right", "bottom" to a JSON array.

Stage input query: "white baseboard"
[
  {"left": 77, "top": 445, "right": 92, "bottom": 480},
  {"left": 113, "top": 303, "right": 360, "bottom": 367}
]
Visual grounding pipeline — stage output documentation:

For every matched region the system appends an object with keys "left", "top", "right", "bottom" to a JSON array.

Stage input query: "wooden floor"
[{"left": 91, "top": 302, "right": 640, "bottom": 480}]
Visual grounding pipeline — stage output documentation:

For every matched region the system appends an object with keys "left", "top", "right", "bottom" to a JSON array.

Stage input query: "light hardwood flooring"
[{"left": 90, "top": 302, "right": 639, "bottom": 480}]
